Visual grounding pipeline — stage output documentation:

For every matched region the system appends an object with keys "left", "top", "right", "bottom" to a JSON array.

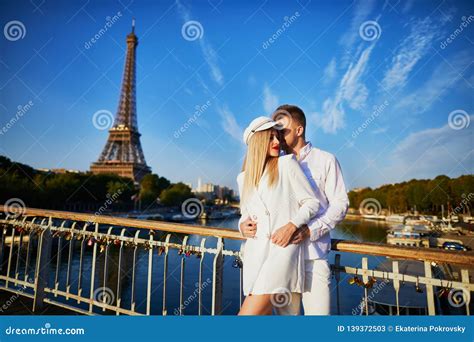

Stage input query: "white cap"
[{"left": 243, "top": 116, "right": 278, "bottom": 145}]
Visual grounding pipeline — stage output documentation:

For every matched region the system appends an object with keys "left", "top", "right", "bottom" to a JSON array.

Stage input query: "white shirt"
[{"left": 298, "top": 142, "right": 349, "bottom": 259}]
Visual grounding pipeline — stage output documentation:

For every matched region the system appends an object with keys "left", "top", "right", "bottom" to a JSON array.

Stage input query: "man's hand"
[
  {"left": 240, "top": 217, "right": 257, "bottom": 238},
  {"left": 271, "top": 222, "right": 297, "bottom": 247},
  {"left": 290, "top": 225, "right": 310, "bottom": 244}
]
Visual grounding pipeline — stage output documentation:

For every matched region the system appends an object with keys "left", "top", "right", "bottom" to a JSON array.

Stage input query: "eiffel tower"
[{"left": 90, "top": 19, "right": 151, "bottom": 184}]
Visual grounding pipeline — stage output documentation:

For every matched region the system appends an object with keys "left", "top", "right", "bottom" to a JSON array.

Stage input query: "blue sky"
[{"left": 0, "top": 0, "right": 473, "bottom": 192}]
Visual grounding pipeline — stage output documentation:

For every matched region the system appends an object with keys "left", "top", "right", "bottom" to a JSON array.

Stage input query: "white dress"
[{"left": 237, "top": 154, "right": 320, "bottom": 296}]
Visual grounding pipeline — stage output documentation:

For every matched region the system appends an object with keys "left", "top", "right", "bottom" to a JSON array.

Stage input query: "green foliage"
[
  {"left": 159, "top": 182, "right": 192, "bottom": 206},
  {"left": 0, "top": 156, "right": 141, "bottom": 209},
  {"left": 139, "top": 174, "right": 171, "bottom": 205},
  {"left": 348, "top": 174, "right": 474, "bottom": 214}
]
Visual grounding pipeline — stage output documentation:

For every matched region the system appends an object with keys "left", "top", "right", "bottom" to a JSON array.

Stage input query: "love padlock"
[{"left": 232, "top": 257, "right": 243, "bottom": 268}]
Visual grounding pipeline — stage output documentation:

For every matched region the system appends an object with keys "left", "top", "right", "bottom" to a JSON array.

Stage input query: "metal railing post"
[
  {"left": 162, "top": 234, "right": 171, "bottom": 316},
  {"left": 362, "top": 257, "right": 369, "bottom": 316},
  {"left": 146, "top": 232, "right": 154, "bottom": 315},
  {"left": 334, "top": 254, "right": 341, "bottom": 315},
  {"left": 0, "top": 224, "right": 5, "bottom": 272},
  {"left": 460, "top": 269, "right": 471, "bottom": 315},
  {"left": 32, "top": 222, "right": 53, "bottom": 313},
  {"left": 179, "top": 236, "right": 189, "bottom": 316},
  {"left": 424, "top": 260, "right": 436, "bottom": 315},
  {"left": 88, "top": 223, "right": 99, "bottom": 313},
  {"left": 211, "top": 237, "right": 224, "bottom": 315},
  {"left": 392, "top": 261, "right": 400, "bottom": 315}
]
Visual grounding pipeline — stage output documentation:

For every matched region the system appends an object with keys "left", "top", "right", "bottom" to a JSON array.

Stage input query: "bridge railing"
[{"left": 0, "top": 205, "right": 473, "bottom": 316}]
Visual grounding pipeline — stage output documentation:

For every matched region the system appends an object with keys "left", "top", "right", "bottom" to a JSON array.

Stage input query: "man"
[{"left": 239, "top": 104, "right": 349, "bottom": 315}]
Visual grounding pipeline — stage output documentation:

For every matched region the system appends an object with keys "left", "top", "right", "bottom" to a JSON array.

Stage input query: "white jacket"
[{"left": 237, "top": 154, "right": 320, "bottom": 295}]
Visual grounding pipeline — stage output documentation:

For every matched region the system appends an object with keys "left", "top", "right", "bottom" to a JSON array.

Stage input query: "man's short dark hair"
[{"left": 275, "top": 104, "right": 306, "bottom": 134}]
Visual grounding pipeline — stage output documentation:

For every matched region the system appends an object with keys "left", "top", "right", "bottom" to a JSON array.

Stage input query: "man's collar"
[{"left": 298, "top": 141, "right": 313, "bottom": 160}]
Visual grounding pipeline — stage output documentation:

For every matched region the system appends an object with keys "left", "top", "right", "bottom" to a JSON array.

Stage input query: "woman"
[{"left": 237, "top": 116, "right": 320, "bottom": 315}]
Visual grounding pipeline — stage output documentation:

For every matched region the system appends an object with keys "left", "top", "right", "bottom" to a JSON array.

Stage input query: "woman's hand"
[
  {"left": 240, "top": 217, "right": 257, "bottom": 238},
  {"left": 271, "top": 222, "right": 297, "bottom": 247}
]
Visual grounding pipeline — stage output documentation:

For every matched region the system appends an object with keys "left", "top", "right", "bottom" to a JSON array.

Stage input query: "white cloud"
[
  {"left": 217, "top": 105, "right": 243, "bottom": 143},
  {"left": 315, "top": 98, "right": 346, "bottom": 134},
  {"left": 382, "top": 18, "right": 438, "bottom": 91},
  {"left": 371, "top": 127, "right": 387, "bottom": 134},
  {"left": 263, "top": 84, "right": 279, "bottom": 114},
  {"left": 199, "top": 40, "right": 224, "bottom": 86},
  {"left": 176, "top": 0, "right": 224, "bottom": 86},
  {"left": 439, "top": 7, "right": 457, "bottom": 25},
  {"left": 323, "top": 58, "right": 337, "bottom": 84},
  {"left": 395, "top": 50, "right": 472, "bottom": 114},
  {"left": 313, "top": 0, "right": 383, "bottom": 134},
  {"left": 314, "top": 45, "right": 374, "bottom": 133},
  {"left": 176, "top": 0, "right": 237, "bottom": 142},
  {"left": 341, "top": 46, "right": 372, "bottom": 110},
  {"left": 339, "top": 0, "right": 376, "bottom": 49},
  {"left": 338, "top": 0, "right": 378, "bottom": 69},
  {"left": 387, "top": 116, "right": 474, "bottom": 180}
]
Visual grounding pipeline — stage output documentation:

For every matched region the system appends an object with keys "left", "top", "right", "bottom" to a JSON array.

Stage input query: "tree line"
[
  {"left": 0, "top": 156, "right": 194, "bottom": 211},
  {"left": 348, "top": 174, "right": 474, "bottom": 215}
]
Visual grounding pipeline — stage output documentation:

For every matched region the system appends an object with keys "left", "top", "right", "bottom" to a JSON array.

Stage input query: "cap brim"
[
  {"left": 243, "top": 118, "right": 279, "bottom": 144},
  {"left": 254, "top": 120, "right": 278, "bottom": 132}
]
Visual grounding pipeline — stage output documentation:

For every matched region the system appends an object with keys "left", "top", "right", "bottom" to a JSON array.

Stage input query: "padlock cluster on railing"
[
  {"left": 348, "top": 275, "right": 378, "bottom": 289},
  {"left": 2, "top": 219, "right": 241, "bottom": 260},
  {"left": 7, "top": 222, "right": 43, "bottom": 236}
]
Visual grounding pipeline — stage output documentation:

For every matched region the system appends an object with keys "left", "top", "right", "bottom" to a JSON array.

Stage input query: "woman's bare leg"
[{"left": 238, "top": 294, "right": 273, "bottom": 315}]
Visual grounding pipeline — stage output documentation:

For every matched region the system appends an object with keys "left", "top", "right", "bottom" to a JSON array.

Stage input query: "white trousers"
[{"left": 274, "top": 258, "right": 331, "bottom": 315}]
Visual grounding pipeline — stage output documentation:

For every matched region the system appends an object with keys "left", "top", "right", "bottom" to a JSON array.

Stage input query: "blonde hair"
[{"left": 241, "top": 129, "right": 279, "bottom": 204}]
